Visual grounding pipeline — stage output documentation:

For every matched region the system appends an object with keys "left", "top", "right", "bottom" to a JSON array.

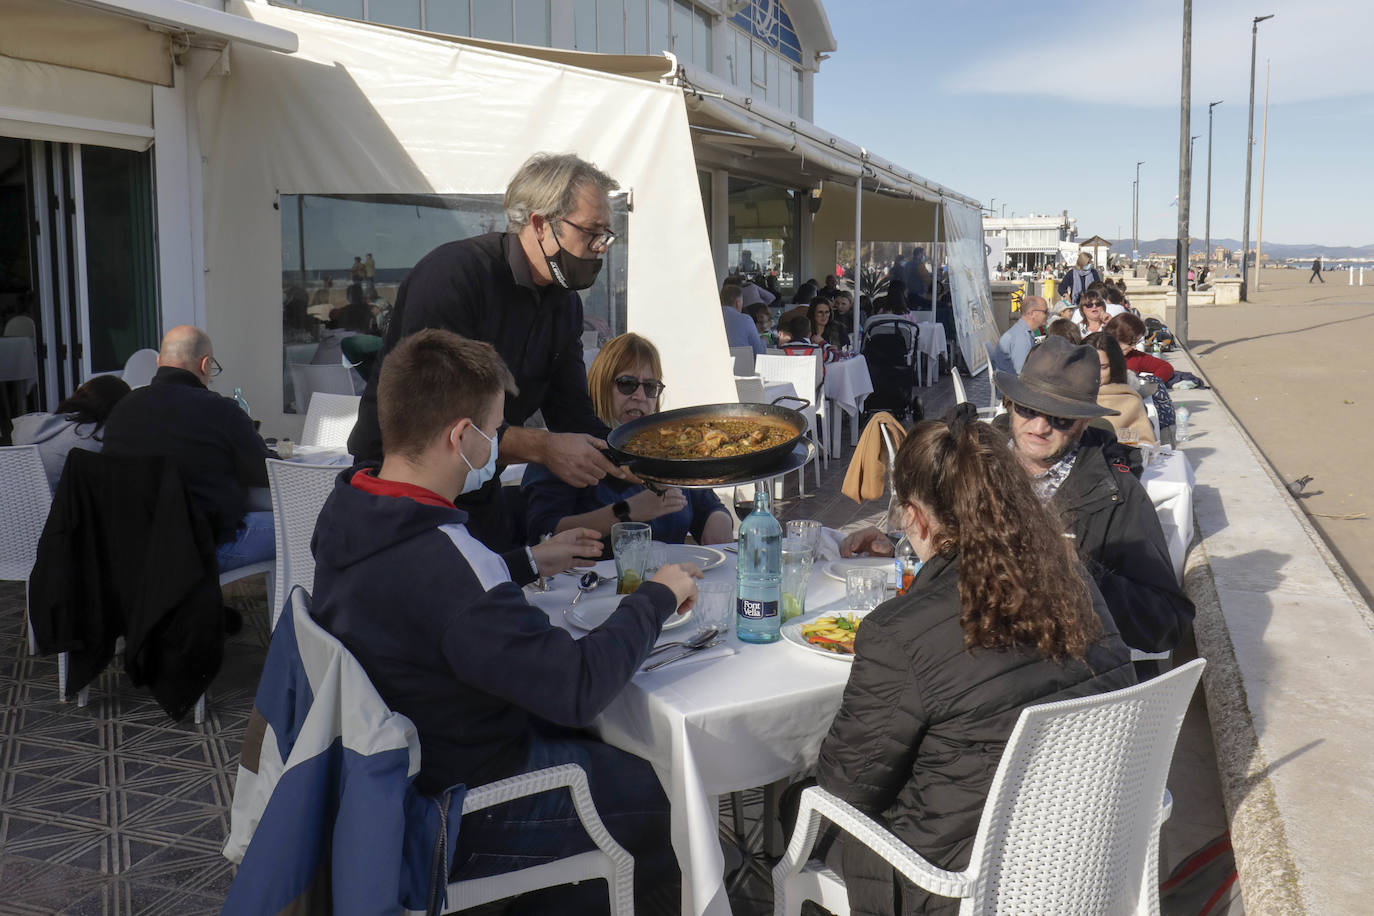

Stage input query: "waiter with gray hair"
[{"left": 349, "top": 152, "right": 628, "bottom": 553}]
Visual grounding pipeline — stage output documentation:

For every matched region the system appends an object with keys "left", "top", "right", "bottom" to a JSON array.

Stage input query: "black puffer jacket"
[
  {"left": 816, "top": 551, "right": 1135, "bottom": 916},
  {"left": 1055, "top": 427, "right": 1195, "bottom": 652}
]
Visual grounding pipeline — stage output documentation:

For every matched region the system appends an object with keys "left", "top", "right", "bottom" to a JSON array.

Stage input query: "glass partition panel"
[
  {"left": 80, "top": 146, "right": 159, "bottom": 373},
  {"left": 280, "top": 192, "right": 628, "bottom": 413},
  {"left": 727, "top": 177, "right": 799, "bottom": 297}
]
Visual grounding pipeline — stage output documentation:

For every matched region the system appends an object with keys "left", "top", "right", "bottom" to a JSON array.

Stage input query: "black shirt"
[
  {"left": 101, "top": 366, "right": 270, "bottom": 544},
  {"left": 347, "top": 232, "right": 609, "bottom": 551},
  {"left": 349, "top": 232, "right": 608, "bottom": 460}
]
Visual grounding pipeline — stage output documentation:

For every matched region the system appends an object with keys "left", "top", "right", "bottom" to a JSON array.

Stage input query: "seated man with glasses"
[
  {"left": 349, "top": 152, "right": 632, "bottom": 557},
  {"left": 102, "top": 325, "right": 275, "bottom": 575},
  {"left": 842, "top": 337, "right": 1192, "bottom": 657},
  {"left": 523, "top": 333, "right": 735, "bottom": 549}
]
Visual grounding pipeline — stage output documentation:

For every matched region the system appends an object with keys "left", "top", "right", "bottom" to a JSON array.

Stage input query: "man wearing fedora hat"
[{"left": 995, "top": 337, "right": 1193, "bottom": 654}]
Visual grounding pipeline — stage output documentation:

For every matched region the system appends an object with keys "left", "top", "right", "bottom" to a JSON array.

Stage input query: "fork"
[{"left": 642, "top": 637, "right": 725, "bottom": 672}]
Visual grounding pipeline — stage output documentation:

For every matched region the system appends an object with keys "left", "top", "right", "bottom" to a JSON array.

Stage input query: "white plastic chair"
[
  {"left": 1, "top": 446, "right": 53, "bottom": 660},
  {"left": 735, "top": 375, "right": 806, "bottom": 500},
  {"left": 121, "top": 348, "right": 160, "bottom": 388},
  {"left": 250, "top": 588, "right": 634, "bottom": 915},
  {"left": 730, "top": 346, "right": 756, "bottom": 377},
  {"left": 266, "top": 459, "right": 341, "bottom": 630},
  {"left": 301, "top": 392, "right": 360, "bottom": 448},
  {"left": 3, "top": 314, "right": 36, "bottom": 338},
  {"left": 291, "top": 363, "right": 360, "bottom": 414},
  {"left": 774, "top": 658, "right": 1206, "bottom": 916},
  {"left": 756, "top": 352, "right": 826, "bottom": 485}
]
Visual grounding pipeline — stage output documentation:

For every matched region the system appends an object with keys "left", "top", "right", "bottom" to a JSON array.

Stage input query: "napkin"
[
  {"left": 815, "top": 527, "right": 845, "bottom": 562},
  {"left": 640, "top": 642, "right": 736, "bottom": 673}
]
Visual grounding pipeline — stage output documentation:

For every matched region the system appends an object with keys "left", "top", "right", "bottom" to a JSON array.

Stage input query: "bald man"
[
  {"left": 102, "top": 326, "right": 274, "bottom": 575},
  {"left": 995, "top": 295, "right": 1050, "bottom": 374}
]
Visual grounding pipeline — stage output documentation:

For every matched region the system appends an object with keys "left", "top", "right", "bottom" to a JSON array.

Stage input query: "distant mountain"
[{"left": 1107, "top": 238, "right": 1374, "bottom": 259}]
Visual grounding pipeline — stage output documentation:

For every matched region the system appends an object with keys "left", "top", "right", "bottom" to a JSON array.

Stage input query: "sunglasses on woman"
[
  {"left": 1011, "top": 402, "right": 1078, "bottom": 431},
  {"left": 614, "top": 375, "right": 664, "bottom": 398}
]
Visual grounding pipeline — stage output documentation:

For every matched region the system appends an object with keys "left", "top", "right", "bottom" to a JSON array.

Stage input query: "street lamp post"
[
  {"left": 1206, "top": 100, "right": 1222, "bottom": 281},
  {"left": 1241, "top": 14, "right": 1275, "bottom": 301},
  {"left": 1134, "top": 161, "right": 1144, "bottom": 263},
  {"left": 1177, "top": 0, "right": 1192, "bottom": 342}
]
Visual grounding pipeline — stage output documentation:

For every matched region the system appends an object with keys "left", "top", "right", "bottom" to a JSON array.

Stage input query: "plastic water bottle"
[
  {"left": 894, "top": 535, "right": 920, "bottom": 596},
  {"left": 1174, "top": 406, "right": 1190, "bottom": 442},
  {"left": 736, "top": 484, "right": 782, "bottom": 644},
  {"left": 233, "top": 387, "right": 252, "bottom": 416}
]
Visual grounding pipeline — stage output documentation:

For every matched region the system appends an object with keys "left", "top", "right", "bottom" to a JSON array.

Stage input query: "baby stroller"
[{"left": 861, "top": 318, "right": 923, "bottom": 423}]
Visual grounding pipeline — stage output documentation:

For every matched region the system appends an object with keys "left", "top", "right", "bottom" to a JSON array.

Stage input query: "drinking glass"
[
  {"left": 845, "top": 568, "right": 888, "bottom": 612},
  {"left": 645, "top": 543, "right": 668, "bottom": 578},
  {"left": 786, "top": 519, "right": 823, "bottom": 552},
  {"left": 780, "top": 538, "right": 817, "bottom": 622},
  {"left": 611, "top": 522, "right": 651, "bottom": 594},
  {"left": 695, "top": 580, "right": 735, "bottom": 636},
  {"left": 1116, "top": 426, "right": 1140, "bottom": 447}
]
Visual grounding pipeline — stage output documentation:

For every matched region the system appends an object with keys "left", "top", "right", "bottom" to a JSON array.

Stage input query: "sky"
[{"left": 812, "top": 0, "right": 1374, "bottom": 248}]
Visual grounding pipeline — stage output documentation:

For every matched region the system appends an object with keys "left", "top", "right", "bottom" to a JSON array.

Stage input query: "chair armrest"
[
  {"left": 461, "top": 763, "right": 632, "bottom": 873},
  {"left": 772, "top": 786, "right": 974, "bottom": 902}
]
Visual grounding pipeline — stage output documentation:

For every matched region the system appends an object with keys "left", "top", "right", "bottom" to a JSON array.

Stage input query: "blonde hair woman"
[{"left": 523, "top": 333, "right": 735, "bottom": 546}]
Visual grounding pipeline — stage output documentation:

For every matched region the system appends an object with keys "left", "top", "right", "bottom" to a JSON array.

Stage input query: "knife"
[{"left": 642, "top": 637, "right": 724, "bottom": 672}]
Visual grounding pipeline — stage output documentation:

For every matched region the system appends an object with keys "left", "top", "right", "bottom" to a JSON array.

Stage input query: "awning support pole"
[{"left": 853, "top": 176, "right": 863, "bottom": 352}]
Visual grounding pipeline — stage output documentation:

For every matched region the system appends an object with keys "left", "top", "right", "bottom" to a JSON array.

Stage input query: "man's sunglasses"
[
  {"left": 614, "top": 375, "right": 664, "bottom": 398},
  {"left": 1011, "top": 402, "right": 1077, "bottom": 431}
]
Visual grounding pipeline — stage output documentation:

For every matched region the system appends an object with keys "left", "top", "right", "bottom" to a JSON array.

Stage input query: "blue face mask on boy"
[{"left": 460, "top": 423, "right": 498, "bottom": 495}]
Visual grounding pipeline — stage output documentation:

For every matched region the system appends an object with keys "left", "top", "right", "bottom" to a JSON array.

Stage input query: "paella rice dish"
[{"left": 623, "top": 418, "right": 794, "bottom": 459}]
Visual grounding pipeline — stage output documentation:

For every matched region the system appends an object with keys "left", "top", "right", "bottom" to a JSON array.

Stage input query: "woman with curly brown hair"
[{"left": 815, "top": 416, "right": 1135, "bottom": 916}]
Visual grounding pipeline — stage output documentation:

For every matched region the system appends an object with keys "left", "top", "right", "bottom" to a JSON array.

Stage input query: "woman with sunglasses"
[
  {"left": 1070, "top": 289, "right": 1110, "bottom": 336},
  {"left": 522, "top": 333, "right": 735, "bottom": 547},
  {"left": 810, "top": 416, "right": 1133, "bottom": 915}
]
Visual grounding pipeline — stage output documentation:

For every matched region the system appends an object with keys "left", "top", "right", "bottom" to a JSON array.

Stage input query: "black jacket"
[
  {"left": 101, "top": 366, "right": 270, "bottom": 545},
  {"left": 29, "top": 449, "right": 225, "bottom": 719},
  {"left": 817, "top": 552, "right": 1135, "bottom": 916},
  {"left": 1054, "top": 427, "right": 1195, "bottom": 652},
  {"left": 309, "top": 466, "right": 677, "bottom": 795},
  {"left": 346, "top": 232, "right": 609, "bottom": 551}
]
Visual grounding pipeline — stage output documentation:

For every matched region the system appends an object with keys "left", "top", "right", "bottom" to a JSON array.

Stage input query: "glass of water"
[{"left": 845, "top": 568, "right": 888, "bottom": 612}]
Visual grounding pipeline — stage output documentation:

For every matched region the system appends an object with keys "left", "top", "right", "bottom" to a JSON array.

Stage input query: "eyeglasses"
[
  {"left": 207, "top": 357, "right": 223, "bottom": 377},
  {"left": 1011, "top": 402, "right": 1078, "bottom": 431},
  {"left": 559, "top": 218, "right": 617, "bottom": 252},
  {"left": 614, "top": 375, "right": 664, "bottom": 398}
]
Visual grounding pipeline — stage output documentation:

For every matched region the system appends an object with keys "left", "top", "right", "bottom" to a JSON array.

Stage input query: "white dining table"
[
  {"left": 527, "top": 555, "right": 856, "bottom": 916},
  {"left": 1140, "top": 446, "right": 1195, "bottom": 583},
  {"left": 914, "top": 322, "right": 947, "bottom": 386},
  {"left": 823, "top": 356, "right": 873, "bottom": 457}
]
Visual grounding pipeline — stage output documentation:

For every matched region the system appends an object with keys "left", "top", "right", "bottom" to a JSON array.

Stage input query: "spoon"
[
  {"left": 569, "top": 570, "right": 616, "bottom": 606},
  {"left": 646, "top": 627, "right": 719, "bottom": 658}
]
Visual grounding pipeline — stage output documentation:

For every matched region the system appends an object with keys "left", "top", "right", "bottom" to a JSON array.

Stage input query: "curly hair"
[{"left": 892, "top": 418, "right": 1102, "bottom": 661}]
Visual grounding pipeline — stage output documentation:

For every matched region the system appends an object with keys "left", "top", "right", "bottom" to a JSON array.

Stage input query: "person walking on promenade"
[{"left": 1310, "top": 257, "right": 1325, "bottom": 283}]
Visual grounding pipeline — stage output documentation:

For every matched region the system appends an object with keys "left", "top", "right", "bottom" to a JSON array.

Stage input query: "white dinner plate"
[
  {"left": 823, "top": 557, "right": 894, "bottom": 583},
  {"left": 565, "top": 592, "right": 693, "bottom": 632},
  {"left": 659, "top": 543, "right": 727, "bottom": 571},
  {"left": 780, "top": 609, "right": 872, "bottom": 663}
]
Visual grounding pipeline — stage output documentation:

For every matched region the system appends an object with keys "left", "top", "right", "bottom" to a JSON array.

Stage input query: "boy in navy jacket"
[{"left": 311, "top": 329, "right": 696, "bottom": 912}]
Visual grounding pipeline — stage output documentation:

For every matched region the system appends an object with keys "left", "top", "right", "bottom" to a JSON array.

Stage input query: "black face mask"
[{"left": 540, "top": 227, "right": 603, "bottom": 291}]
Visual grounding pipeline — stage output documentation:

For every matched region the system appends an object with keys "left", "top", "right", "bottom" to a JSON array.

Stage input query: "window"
[
  {"left": 303, "top": 0, "right": 363, "bottom": 18},
  {"left": 692, "top": 6, "right": 711, "bottom": 69},
  {"left": 514, "top": 0, "right": 550, "bottom": 45},
  {"left": 369, "top": 0, "right": 421, "bottom": 28},
  {"left": 426, "top": 0, "right": 470, "bottom": 35},
  {"left": 472, "top": 2, "right": 513, "bottom": 40},
  {"left": 727, "top": 177, "right": 800, "bottom": 295},
  {"left": 279, "top": 193, "right": 628, "bottom": 413},
  {"left": 596, "top": 0, "right": 624, "bottom": 52},
  {"left": 649, "top": 0, "right": 669, "bottom": 55},
  {"left": 625, "top": 0, "right": 648, "bottom": 53}
]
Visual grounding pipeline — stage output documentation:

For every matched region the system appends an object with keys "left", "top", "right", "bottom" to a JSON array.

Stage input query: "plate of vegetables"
[{"left": 781, "top": 610, "right": 870, "bottom": 661}]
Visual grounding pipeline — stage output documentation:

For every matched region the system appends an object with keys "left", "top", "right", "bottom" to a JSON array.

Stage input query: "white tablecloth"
[
  {"left": 528, "top": 558, "right": 854, "bottom": 915},
  {"left": 823, "top": 356, "right": 873, "bottom": 456},
  {"left": 914, "top": 322, "right": 947, "bottom": 386},
  {"left": 1141, "top": 446, "right": 1195, "bottom": 582},
  {"left": 0, "top": 336, "right": 39, "bottom": 392}
]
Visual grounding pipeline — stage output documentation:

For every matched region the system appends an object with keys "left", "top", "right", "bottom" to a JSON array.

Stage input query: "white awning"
[
  {"left": 0, "top": 53, "right": 154, "bottom": 151},
  {"left": 0, "top": 0, "right": 295, "bottom": 88}
]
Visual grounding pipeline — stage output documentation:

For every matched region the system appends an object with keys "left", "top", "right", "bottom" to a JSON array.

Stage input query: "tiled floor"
[{"left": 0, "top": 371, "right": 1230, "bottom": 914}]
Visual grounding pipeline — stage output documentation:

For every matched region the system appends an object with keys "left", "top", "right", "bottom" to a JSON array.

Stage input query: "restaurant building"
[{"left": 0, "top": 0, "right": 993, "bottom": 436}]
